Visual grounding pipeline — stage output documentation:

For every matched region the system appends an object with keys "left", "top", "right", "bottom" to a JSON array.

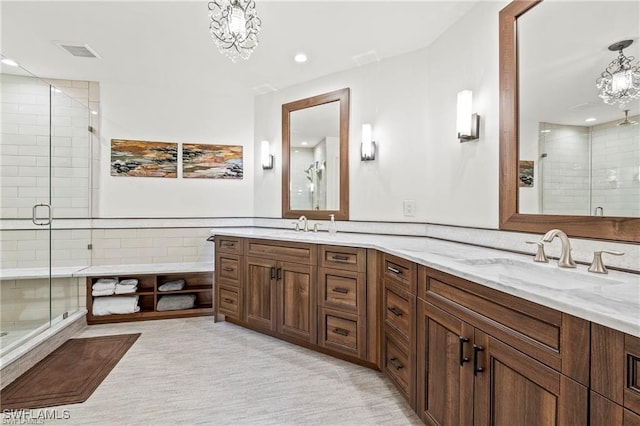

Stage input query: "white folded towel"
[
  {"left": 92, "top": 278, "right": 118, "bottom": 291},
  {"left": 119, "top": 278, "right": 138, "bottom": 286},
  {"left": 92, "top": 288, "right": 115, "bottom": 296},
  {"left": 92, "top": 296, "right": 140, "bottom": 316},
  {"left": 114, "top": 284, "right": 138, "bottom": 294}
]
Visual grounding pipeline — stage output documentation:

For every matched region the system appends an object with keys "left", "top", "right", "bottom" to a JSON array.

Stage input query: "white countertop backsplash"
[{"left": 210, "top": 227, "right": 640, "bottom": 338}]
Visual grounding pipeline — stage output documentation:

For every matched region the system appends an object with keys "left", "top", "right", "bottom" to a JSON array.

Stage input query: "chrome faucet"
[
  {"left": 298, "top": 215, "right": 309, "bottom": 232},
  {"left": 542, "top": 229, "right": 576, "bottom": 268}
]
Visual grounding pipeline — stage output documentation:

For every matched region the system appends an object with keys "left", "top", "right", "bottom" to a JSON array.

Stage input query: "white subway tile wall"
[
  {"left": 1, "top": 74, "right": 91, "bottom": 220},
  {"left": 539, "top": 119, "right": 640, "bottom": 217}
]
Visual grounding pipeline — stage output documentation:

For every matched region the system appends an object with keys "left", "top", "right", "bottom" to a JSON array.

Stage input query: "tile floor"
[{"left": 7, "top": 317, "right": 422, "bottom": 425}]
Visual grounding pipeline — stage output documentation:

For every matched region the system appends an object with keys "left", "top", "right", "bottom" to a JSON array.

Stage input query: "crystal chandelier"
[
  {"left": 596, "top": 40, "right": 640, "bottom": 107},
  {"left": 208, "top": 0, "right": 261, "bottom": 62}
]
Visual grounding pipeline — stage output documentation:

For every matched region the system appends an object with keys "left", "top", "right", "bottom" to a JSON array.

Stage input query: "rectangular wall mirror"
[
  {"left": 282, "top": 88, "right": 350, "bottom": 220},
  {"left": 499, "top": 0, "right": 639, "bottom": 242}
]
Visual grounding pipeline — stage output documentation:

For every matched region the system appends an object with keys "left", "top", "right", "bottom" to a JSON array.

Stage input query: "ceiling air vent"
[{"left": 54, "top": 41, "right": 101, "bottom": 59}]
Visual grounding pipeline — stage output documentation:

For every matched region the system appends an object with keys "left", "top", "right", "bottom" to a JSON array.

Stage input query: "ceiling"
[{"left": 0, "top": 1, "right": 479, "bottom": 96}]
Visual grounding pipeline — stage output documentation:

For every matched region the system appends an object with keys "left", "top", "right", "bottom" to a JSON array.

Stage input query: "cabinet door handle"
[
  {"left": 332, "top": 287, "right": 349, "bottom": 294},
  {"left": 333, "top": 328, "right": 349, "bottom": 336},
  {"left": 277, "top": 268, "right": 282, "bottom": 280},
  {"left": 389, "top": 357, "right": 403, "bottom": 371},
  {"left": 270, "top": 267, "right": 276, "bottom": 280},
  {"left": 459, "top": 336, "right": 470, "bottom": 366},
  {"left": 331, "top": 255, "right": 350, "bottom": 261},
  {"left": 387, "top": 306, "right": 403, "bottom": 317},
  {"left": 223, "top": 298, "right": 234, "bottom": 303},
  {"left": 387, "top": 266, "right": 402, "bottom": 275},
  {"left": 473, "top": 344, "right": 484, "bottom": 375},
  {"left": 222, "top": 267, "right": 234, "bottom": 272}
]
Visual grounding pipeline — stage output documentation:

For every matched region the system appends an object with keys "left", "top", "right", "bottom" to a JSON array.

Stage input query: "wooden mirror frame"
[
  {"left": 499, "top": 0, "right": 639, "bottom": 242},
  {"left": 282, "top": 88, "right": 350, "bottom": 221}
]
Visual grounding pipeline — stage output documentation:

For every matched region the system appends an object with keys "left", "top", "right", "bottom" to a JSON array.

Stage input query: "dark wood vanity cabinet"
[
  {"left": 381, "top": 253, "right": 417, "bottom": 408},
  {"left": 243, "top": 239, "right": 317, "bottom": 345},
  {"left": 416, "top": 266, "right": 590, "bottom": 426},
  {"left": 215, "top": 236, "right": 244, "bottom": 321},
  {"left": 591, "top": 323, "right": 640, "bottom": 425}
]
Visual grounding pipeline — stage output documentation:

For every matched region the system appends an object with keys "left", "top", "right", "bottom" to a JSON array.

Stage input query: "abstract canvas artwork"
[
  {"left": 182, "top": 143, "right": 243, "bottom": 179},
  {"left": 519, "top": 160, "right": 534, "bottom": 187},
  {"left": 110, "top": 139, "right": 178, "bottom": 178}
]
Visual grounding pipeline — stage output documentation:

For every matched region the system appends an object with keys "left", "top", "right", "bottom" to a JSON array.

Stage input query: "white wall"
[
  {"left": 97, "top": 81, "right": 255, "bottom": 218},
  {"left": 254, "top": 1, "right": 506, "bottom": 228}
]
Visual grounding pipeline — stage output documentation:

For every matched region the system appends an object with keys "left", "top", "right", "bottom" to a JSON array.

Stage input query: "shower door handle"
[{"left": 32, "top": 203, "right": 52, "bottom": 226}]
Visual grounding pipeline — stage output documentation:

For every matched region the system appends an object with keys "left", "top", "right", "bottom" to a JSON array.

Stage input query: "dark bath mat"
[{"left": 0, "top": 333, "right": 140, "bottom": 410}]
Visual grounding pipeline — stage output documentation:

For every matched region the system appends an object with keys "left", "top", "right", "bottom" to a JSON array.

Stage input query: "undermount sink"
[{"left": 456, "top": 257, "right": 623, "bottom": 290}]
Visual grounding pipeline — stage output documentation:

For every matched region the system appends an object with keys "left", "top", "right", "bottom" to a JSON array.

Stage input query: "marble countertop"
[{"left": 209, "top": 227, "right": 640, "bottom": 338}]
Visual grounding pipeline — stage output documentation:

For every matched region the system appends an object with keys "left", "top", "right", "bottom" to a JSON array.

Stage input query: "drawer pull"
[
  {"left": 333, "top": 328, "right": 350, "bottom": 336},
  {"left": 223, "top": 298, "right": 234, "bottom": 304},
  {"left": 459, "top": 336, "right": 470, "bottom": 366},
  {"left": 222, "top": 242, "right": 235, "bottom": 247},
  {"left": 387, "top": 266, "right": 402, "bottom": 275},
  {"left": 222, "top": 267, "right": 234, "bottom": 272},
  {"left": 332, "top": 287, "right": 349, "bottom": 294},
  {"left": 331, "top": 255, "right": 350, "bottom": 261},
  {"left": 473, "top": 344, "right": 485, "bottom": 375},
  {"left": 387, "top": 306, "right": 403, "bottom": 317},
  {"left": 389, "top": 357, "right": 403, "bottom": 371}
]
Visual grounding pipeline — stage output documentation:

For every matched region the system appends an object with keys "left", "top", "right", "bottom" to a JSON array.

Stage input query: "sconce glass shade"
[
  {"left": 361, "top": 123, "right": 376, "bottom": 161},
  {"left": 596, "top": 40, "right": 640, "bottom": 107},
  {"left": 457, "top": 90, "right": 479, "bottom": 142},
  {"left": 208, "top": 0, "right": 261, "bottom": 62},
  {"left": 261, "top": 140, "right": 273, "bottom": 170}
]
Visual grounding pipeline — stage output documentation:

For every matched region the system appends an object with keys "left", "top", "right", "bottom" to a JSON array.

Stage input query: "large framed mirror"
[
  {"left": 499, "top": 0, "right": 639, "bottom": 242},
  {"left": 282, "top": 88, "right": 350, "bottom": 220}
]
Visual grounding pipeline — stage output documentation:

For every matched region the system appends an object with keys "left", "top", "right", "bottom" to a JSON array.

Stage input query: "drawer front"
[
  {"left": 246, "top": 239, "right": 316, "bottom": 265},
  {"left": 318, "top": 267, "right": 365, "bottom": 315},
  {"left": 384, "top": 286, "right": 413, "bottom": 341},
  {"left": 625, "top": 334, "right": 640, "bottom": 416},
  {"left": 319, "top": 308, "right": 365, "bottom": 359},
  {"left": 384, "top": 330, "right": 412, "bottom": 401},
  {"left": 319, "top": 245, "right": 366, "bottom": 272},
  {"left": 216, "top": 253, "right": 241, "bottom": 287},
  {"left": 215, "top": 236, "right": 244, "bottom": 254},
  {"left": 382, "top": 253, "right": 417, "bottom": 294},
  {"left": 218, "top": 285, "right": 241, "bottom": 319}
]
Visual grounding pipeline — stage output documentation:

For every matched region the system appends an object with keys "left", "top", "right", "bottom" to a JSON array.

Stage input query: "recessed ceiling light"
[
  {"left": 51, "top": 87, "right": 62, "bottom": 93},
  {"left": 1, "top": 58, "right": 18, "bottom": 67},
  {"left": 294, "top": 53, "right": 307, "bottom": 63},
  {"left": 301, "top": 141, "right": 308, "bottom": 146},
  {"left": 540, "top": 129, "right": 551, "bottom": 133},
  {"left": 585, "top": 117, "right": 597, "bottom": 122},
  {"left": 91, "top": 110, "right": 98, "bottom": 115}
]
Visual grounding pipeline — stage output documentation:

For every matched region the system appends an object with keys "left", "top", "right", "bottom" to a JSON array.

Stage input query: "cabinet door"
[
  {"left": 245, "top": 256, "right": 277, "bottom": 332},
  {"left": 473, "top": 330, "right": 588, "bottom": 426},
  {"left": 277, "top": 261, "right": 316, "bottom": 344},
  {"left": 417, "top": 300, "right": 473, "bottom": 426}
]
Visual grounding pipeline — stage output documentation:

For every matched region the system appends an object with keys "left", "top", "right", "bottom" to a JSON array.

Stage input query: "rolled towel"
[
  {"left": 157, "top": 294, "right": 196, "bottom": 311},
  {"left": 114, "top": 284, "right": 138, "bottom": 294},
  {"left": 158, "top": 279, "right": 185, "bottom": 292},
  {"left": 92, "top": 288, "right": 115, "bottom": 296},
  {"left": 119, "top": 278, "right": 138, "bottom": 286},
  {"left": 92, "top": 296, "right": 140, "bottom": 316}
]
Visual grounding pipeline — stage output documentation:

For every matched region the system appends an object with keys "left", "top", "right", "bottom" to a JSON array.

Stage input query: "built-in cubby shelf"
[{"left": 86, "top": 271, "right": 213, "bottom": 324}]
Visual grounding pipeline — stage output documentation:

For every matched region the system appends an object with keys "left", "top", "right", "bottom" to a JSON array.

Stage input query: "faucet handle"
[
  {"left": 291, "top": 221, "right": 300, "bottom": 232},
  {"left": 588, "top": 250, "right": 624, "bottom": 274},
  {"left": 312, "top": 223, "right": 321, "bottom": 233},
  {"left": 526, "top": 240, "right": 549, "bottom": 263}
]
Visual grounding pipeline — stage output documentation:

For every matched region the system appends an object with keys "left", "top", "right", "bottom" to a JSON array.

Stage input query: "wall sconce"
[
  {"left": 361, "top": 123, "right": 376, "bottom": 161},
  {"left": 456, "top": 90, "right": 480, "bottom": 142},
  {"left": 261, "top": 140, "right": 273, "bottom": 170}
]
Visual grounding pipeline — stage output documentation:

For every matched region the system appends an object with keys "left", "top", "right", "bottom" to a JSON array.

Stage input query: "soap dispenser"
[{"left": 328, "top": 214, "right": 337, "bottom": 234}]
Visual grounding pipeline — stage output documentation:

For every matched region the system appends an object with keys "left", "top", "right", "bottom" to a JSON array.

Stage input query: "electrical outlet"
[{"left": 403, "top": 200, "right": 416, "bottom": 217}]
